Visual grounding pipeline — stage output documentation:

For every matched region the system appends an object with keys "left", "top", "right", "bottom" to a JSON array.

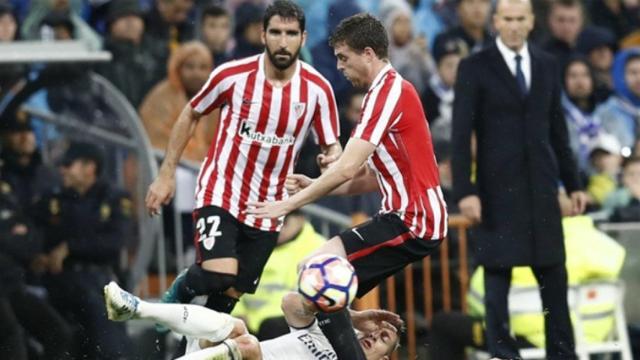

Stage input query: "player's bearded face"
[
  {"left": 263, "top": 16, "right": 305, "bottom": 71},
  {"left": 266, "top": 43, "right": 301, "bottom": 70}
]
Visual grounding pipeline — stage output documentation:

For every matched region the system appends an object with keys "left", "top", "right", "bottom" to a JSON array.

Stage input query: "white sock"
[
  {"left": 175, "top": 340, "right": 242, "bottom": 360},
  {"left": 136, "top": 301, "right": 234, "bottom": 343}
]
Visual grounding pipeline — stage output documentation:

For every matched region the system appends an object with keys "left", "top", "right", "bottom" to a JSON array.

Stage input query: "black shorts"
[
  {"left": 339, "top": 213, "right": 442, "bottom": 298},
  {"left": 193, "top": 205, "right": 278, "bottom": 294}
]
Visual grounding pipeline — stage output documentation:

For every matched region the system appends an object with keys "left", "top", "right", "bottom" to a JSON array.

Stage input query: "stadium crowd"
[{"left": 0, "top": 0, "right": 640, "bottom": 359}]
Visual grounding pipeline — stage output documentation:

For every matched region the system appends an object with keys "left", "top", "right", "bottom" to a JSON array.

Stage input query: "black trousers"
[
  {"left": 484, "top": 264, "right": 577, "bottom": 360},
  {"left": 428, "top": 312, "right": 535, "bottom": 360}
]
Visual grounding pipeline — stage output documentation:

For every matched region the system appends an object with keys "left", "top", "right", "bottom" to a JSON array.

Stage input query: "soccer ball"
[{"left": 298, "top": 254, "right": 358, "bottom": 313}]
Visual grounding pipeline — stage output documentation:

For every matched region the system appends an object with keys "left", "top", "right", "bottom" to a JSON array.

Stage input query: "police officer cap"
[
  {"left": 0, "top": 110, "right": 33, "bottom": 133},
  {"left": 61, "top": 142, "right": 104, "bottom": 172}
]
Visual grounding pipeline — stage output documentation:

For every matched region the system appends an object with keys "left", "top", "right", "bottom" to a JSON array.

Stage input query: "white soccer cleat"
[{"left": 104, "top": 281, "right": 140, "bottom": 321}]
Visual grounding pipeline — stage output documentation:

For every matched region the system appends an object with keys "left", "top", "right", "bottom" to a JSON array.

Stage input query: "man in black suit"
[{"left": 451, "top": 0, "right": 588, "bottom": 359}]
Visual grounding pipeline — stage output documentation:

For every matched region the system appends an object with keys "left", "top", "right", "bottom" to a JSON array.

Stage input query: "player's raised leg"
[{"left": 104, "top": 282, "right": 243, "bottom": 343}]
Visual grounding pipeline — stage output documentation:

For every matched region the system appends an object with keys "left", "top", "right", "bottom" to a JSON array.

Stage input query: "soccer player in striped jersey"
[
  {"left": 145, "top": 0, "right": 341, "bottom": 318},
  {"left": 248, "top": 13, "right": 447, "bottom": 360}
]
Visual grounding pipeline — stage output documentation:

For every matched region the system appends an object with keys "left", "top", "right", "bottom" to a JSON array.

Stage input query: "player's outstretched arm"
[
  {"left": 248, "top": 138, "right": 376, "bottom": 219},
  {"left": 146, "top": 105, "right": 203, "bottom": 215},
  {"left": 286, "top": 165, "right": 378, "bottom": 197}
]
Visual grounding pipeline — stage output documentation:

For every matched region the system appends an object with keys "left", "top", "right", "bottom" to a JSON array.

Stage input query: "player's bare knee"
[
  {"left": 236, "top": 334, "right": 261, "bottom": 360},
  {"left": 297, "top": 236, "right": 346, "bottom": 270},
  {"left": 281, "top": 292, "right": 300, "bottom": 313},
  {"left": 224, "top": 287, "right": 243, "bottom": 299}
]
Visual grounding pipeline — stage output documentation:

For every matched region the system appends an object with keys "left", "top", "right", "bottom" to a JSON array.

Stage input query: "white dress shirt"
[{"left": 496, "top": 37, "right": 531, "bottom": 91}]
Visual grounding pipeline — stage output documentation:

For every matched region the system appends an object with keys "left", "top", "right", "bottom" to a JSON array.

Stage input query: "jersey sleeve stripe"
[{"left": 302, "top": 67, "right": 340, "bottom": 143}]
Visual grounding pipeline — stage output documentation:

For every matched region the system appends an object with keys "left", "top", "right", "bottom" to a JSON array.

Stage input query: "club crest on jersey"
[
  {"left": 293, "top": 102, "right": 306, "bottom": 118},
  {"left": 238, "top": 120, "right": 295, "bottom": 146}
]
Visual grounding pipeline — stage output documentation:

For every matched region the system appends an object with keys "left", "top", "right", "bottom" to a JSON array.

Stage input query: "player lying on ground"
[{"left": 104, "top": 282, "right": 401, "bottom": 360}]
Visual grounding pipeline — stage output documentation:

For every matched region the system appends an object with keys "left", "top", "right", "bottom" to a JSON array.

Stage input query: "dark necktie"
[{"left": 515, "top": 54, "right": 527, "bottom": 95}]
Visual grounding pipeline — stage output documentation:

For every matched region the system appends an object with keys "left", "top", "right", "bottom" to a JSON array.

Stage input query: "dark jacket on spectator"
[
  {"left": 452, "top": 44, "right": 581, "bottom": 267},
  {"left": 98, "top": 36, "right": 159, "bottom": 108},
  {"left": 33, "top": 181, "right": 132, "bottom": 269},
  {"left": 0, "top": 149, "right": 59, "bottom": 208}
]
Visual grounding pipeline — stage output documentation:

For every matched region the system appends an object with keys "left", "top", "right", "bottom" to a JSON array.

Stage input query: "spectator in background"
[
  {"left": 452, "top": 0, "right": 585, "bottom": 358},
  {"left": 0, "top": 2, "right": 26, "bottom": 102},
  {"left": 542, "top": 0, "right": 584, "bottom": 67},
  {"left": 34, "top": 142, "right": 133, "bottom": 359},
  {"left": 423, "top": 37, "right": 468, "bottom": 145},
  {"left": 0, "top": 1, "right": 16, "bottom": 41},
  {"left": 310, "top": 0, "right": 361, "bottom": 107},
  {"left": 433, "top": 0, "right": 493, "bottom": 56},
  {"left": 0, "top": 111, "right": 60, "bottom": 208},
  {"left": 199, "top": 5, "right": 232, "bottom": 67},
  {"left": 602, "top": 156, "right": 640, "bottom": 221},
  {"left": 139, "top": 41, "right": 216, "bottom": 164},
  {"left": 561, "top": 56, "right": 603, "bottom": 175},
  {"left": 588, "top": 0, "right": 640, "bottom": 41},
  {"left": 21, "top": 0, "right": 101, "bottom": 49},
  {"left": 587, "top": 133, "right": 623, "bottom": 207},
  {"left": 594, "top": 48, "right": 640, "bottom": 151},
  {"left": 144, "top": 0, "right": 196, "bottom": 84},
  {"left": 231, "top": 2, "right": 264, "bottom": 59},
  {"left": 40, "top": 9, "right": 74, "bottom": 40},
  {"left": 98, "top": 0, "right": 158, "bottom": 108},
  {"left": 576, "top": 26, "right": 617, "bottom": 101},
  {"left": 380, "top": 0, "right": 435, "bottom": 94},
  {"left": 232, "top": 211, "right": 325, "bottom": 340},
  {"left": 0, "top": 161, "right": 72, "bottom": 360}
]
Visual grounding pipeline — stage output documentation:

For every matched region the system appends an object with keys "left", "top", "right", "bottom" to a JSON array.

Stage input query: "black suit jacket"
[{"left": 451, "top": 44, "right": 581, "bottom": 267}]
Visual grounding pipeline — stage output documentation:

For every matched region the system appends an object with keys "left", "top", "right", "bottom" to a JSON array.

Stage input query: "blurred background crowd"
[{"left": 1, "top": 0, "right": 640, "bottom": 359}]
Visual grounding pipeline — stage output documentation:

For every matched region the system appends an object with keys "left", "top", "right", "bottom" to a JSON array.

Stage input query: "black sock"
[
  {"left": 316, "top": 309, "right": 367, "bottom": 360},
  {"left": 205, "top": 293, "right": 239, "bottom": 314}
]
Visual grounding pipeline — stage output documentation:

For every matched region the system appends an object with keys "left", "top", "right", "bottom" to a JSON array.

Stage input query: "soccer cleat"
[
  {"left": 104, "top": 281, "right": 140, "bottom": 321},
  {"left": 160, "top": 268, "right": 190, "bottom": 304}
]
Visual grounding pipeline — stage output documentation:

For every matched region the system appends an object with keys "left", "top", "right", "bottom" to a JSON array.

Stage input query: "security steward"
[
  {"left": 0, "top": 110, "right": 60, "bottom": 207},
  {"left": 0, "top": 162, "right": 72, "bottom": 359},
  {"left": 33, "top": 141, "right": 133, "bottom": 359}
]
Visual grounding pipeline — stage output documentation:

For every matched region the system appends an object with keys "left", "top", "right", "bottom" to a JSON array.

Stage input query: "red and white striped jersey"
[
  {"left": 353, "top": 64, "right": 447, "bottom": 240},
  {"left": 190, "top": 54, "right": 339, "bottom": 231}
]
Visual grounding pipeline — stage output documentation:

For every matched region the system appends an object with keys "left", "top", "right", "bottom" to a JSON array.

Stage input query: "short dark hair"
[
  {"left": 550, "top": 0, "right": 583, "bottom": 12},
  {"left": 329, "top": 13, "right": 389, "bottom": 59},
  {"left": 263, "top": 0, "right": 305, "bottom": 32},
  {"left": 201, "top": 5, "right": 228, "bottom": 23}
]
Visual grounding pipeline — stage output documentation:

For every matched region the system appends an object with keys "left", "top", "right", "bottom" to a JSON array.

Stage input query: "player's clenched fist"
[
  {"left": 145, "top": 175, "right": 176, "bottom": 216},
  {"left": 285, "top": 174, "right": 314, "bottom": 195}
]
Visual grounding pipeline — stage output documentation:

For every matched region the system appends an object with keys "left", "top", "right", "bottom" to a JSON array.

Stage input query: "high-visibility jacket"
[
  {"left": 232, "top": 223, "right": 325, "bottom": 333},
  {"left": 467, "top": 216, "right": 625, "bottom": 348}
]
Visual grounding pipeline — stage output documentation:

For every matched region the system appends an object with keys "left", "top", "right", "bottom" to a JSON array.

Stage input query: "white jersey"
[{"left": 185, "top": 320, "right": 336, "bottom": 360}]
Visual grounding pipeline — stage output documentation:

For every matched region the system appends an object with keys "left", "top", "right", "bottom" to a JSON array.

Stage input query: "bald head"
[{"left": 493, "top": 0, "right": 534, "bottom": 51}]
